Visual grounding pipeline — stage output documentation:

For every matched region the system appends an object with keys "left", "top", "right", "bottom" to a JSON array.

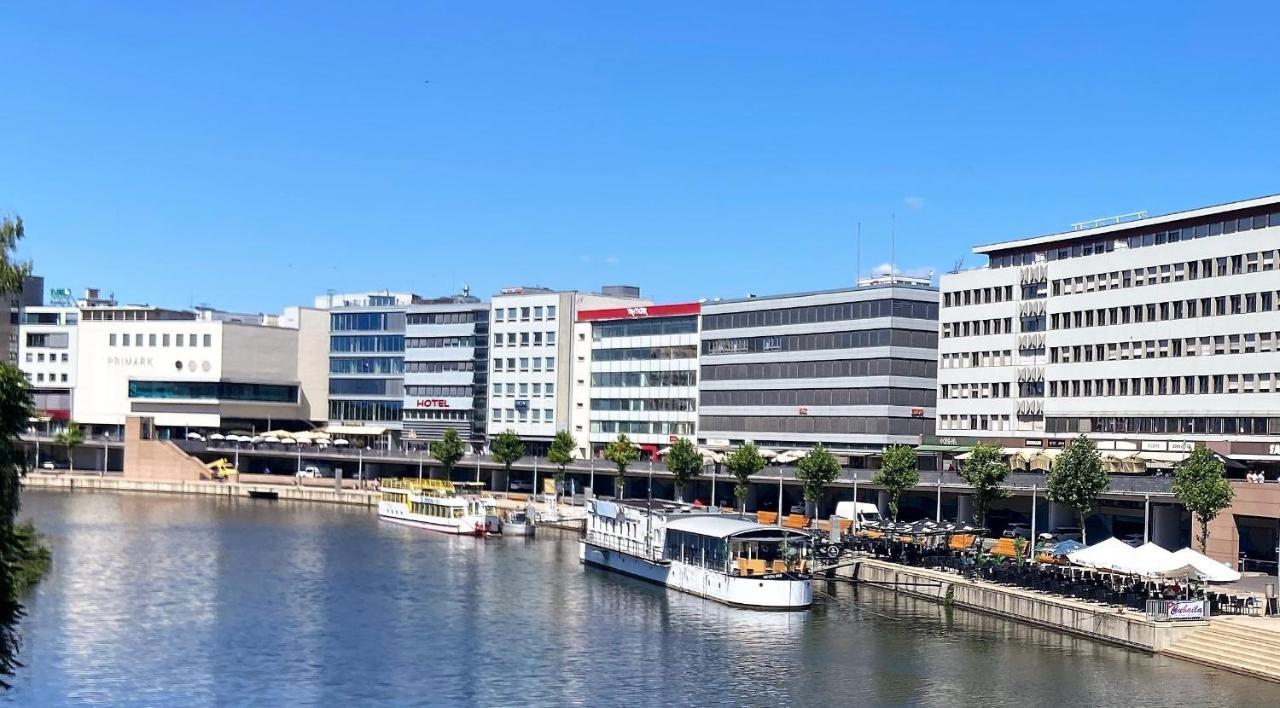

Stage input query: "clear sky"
[{"left": 3, "top": 3, "right": 1279, "bottom": 313}]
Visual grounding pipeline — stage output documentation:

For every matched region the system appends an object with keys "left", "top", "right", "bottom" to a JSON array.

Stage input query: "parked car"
[
  {"left": 1002, "top": 523, "right": 1033, "bottom": 540},
  {"left": 296, "top": 466, "right": 320, "bottom": 479},
  {"left": 509, "top": 480, "right": 533, "bottom": 492},
  {"left": 41, "top": 461, "right": 56, "bottom": 470},
  {"left": 834, "top": 501, "right": 883, "bottom": 527},
  {"left": 1049, "top": 526, "right": 1084, "bottom": 543}
]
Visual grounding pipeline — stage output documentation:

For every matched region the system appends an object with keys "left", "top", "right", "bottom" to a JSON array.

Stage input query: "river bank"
[{"left": 20, "top": 473, "right": 379, "bottom": 507}]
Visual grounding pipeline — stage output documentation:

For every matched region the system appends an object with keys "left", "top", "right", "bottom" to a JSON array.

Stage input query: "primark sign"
[{"left": 105, "top": 355, "right": 154, "bottom": 368}]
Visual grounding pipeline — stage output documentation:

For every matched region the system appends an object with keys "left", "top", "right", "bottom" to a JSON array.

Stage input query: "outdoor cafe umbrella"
[
  {"left": 186, "top": 432, "right": 204, "bottom": 440},
  {"left": 280, "top": 437, "right": 297, "bottom": 445},
  {"left": 333, "top": 439, "right": 350, "bottom": 446},
  {"left": 209, "top": 433, "right": 225, "bottom": 441},
  {"left": 249, "top": 436, "right": 263, "bottom": 444},
  {"left": 262, "top": 436, "right": 281, "bottom": 444}
]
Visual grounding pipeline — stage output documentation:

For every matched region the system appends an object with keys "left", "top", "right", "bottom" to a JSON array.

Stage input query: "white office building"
[
  {"left": 488, "top": 285, "right": 648, "bottom": 455},
  {"left": 18, "top": 305, "right": 79, "bottom": 426},
  {"left": 569, "top": 302, "right": 701, "bottom": 460},
  {"left": 938, "top": 194, "right": 1280, "bottom": 467}
]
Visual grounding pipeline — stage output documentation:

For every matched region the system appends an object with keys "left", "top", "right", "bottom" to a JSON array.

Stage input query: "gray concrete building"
[
  {"left": 697, "top": 277, "right": 939, "bottom": 456},
  {"left": 402, "top": 290, "right": 490, "bottom": 451}
]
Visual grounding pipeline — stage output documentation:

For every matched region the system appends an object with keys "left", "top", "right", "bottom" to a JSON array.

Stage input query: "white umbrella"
[
  {"left": 315, "top": 439, "right": 331, "bottom": 447},
  {"left": 209, "top": 433, "right": 225, "bottom": 441},
  {"left": 758, "top": 448, "right": 778, "bottom": 459},
  {"left": 262, "top": 436, "right": 281, "bottom": 444},
  {"left": 250, "top": 436, "right": 263, "bottom": 444},
  {"left": 186, "top": 432, "right": 204, "bottom": 440},
  {"left": 333, "top": 439, "right": 350, "bottom": 446},
  {"left": 280, "top": 437, "right": 297, "bottom": 445}
]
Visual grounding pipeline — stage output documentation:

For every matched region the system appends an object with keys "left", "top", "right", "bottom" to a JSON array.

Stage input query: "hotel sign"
[{"left": 416, "top": 399, "right": 450, "bottom": 408}]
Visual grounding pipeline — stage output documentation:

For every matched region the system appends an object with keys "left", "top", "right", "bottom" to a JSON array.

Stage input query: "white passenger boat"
[
  {"left": 378, "top": 480, "right": 502, "bottom": 535},
  {"left": 579, "top": 500, "right": 813, "bottom": 610},
  {"left": 502, "top": 509, "right": 535, "bottom": 537}
]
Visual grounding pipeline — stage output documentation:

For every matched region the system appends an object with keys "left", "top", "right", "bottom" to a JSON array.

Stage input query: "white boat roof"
[{"left": 664, "top": 515, "right": 782, "bottom": 539}]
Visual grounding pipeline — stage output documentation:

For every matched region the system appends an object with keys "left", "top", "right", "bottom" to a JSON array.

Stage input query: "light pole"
[
  {"left": 852, "top": 471, "right": 860, "bottom": 534},
  {"left": 1143, "top": 493, "right": 1151, "bottom": 545},
  {"left": 935, "top": 471, "right": 943, "bottom": 523},
  {"left": 776, "top": 466, "right": 784, "bottom": 527}
]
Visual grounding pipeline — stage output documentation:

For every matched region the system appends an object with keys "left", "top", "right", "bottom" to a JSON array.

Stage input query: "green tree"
[
  {"left": 664, "top": 438, "right": 702, "bottom": 502},
  {"left": 725, "top": 443, "right": 766, "bottom": 514},
  {"left": 603, "top": 433, "right": 638, "bottom": 499},
  {"left": 0, "top": 215, "right": 43, "bottom": 688},
  {"left": 795, "top": 444, "right": 841, "bottom": 519},
  {"left": 1044, "top": 434, "right": 1109, "bottom": 544},
  {"left": 429, "top": 427, "right": 465, "bottom": 480},
  {"left": 547, "top": 431, "right": 576, "bottom": 495},
  {"left": 1173, "top": 446, "right": 1234, "bottom": 553},
  {"left": 956, "top": 442, "right": 1010, "bottom": 528},
  {"left": 873, "top": 445, "right": 919, "bottom": 521},
  {"left": 491, "top": 429, "right": 525, "bottom": 493},
  {"left": 53, "top": 421, "right": 84, "bottom": 474}
]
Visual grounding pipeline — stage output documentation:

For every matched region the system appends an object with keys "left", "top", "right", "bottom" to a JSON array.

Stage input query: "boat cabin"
[{"left": 663, "top": 516, "right": 813, "bottom": 577}]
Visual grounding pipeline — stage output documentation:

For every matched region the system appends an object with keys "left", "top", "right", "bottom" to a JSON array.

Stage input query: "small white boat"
[
  {"left": 378, "top": 480, "right": 501, "bottom": 535},
  {"left": 502, "top": 509, "right": 535, "bottom": 537},
  {"left": 580, "top": 500, "right": 813, "bottom": 610}
]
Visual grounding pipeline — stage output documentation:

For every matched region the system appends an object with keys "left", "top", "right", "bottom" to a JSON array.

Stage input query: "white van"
[{"left": 834, "top": 501, "right": 883, "bottom": 526}]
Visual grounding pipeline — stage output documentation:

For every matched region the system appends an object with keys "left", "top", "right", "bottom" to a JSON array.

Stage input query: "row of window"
[
  {"left": 590, "top": 398, "right": 696, "bottom": 412},
  {"left": 940, "top": 350, "right": 1014, "bottom": 369},
  {"left": 492, "top": 381, "right": 555, "bottom": 397},
  {"left": 25, "top": 352, "right": 70, "bottom": 364},
  {"left": 329, "top": 357, "right": 403, "bottom": 375},
  {"left": 703, "top": 299, "right": 937, "bottom": 331},
  {"left": 940, "top": 318, "right": 1015, "bottom": 339},
  {"left": 493, "top": 331, "right": 557, "bottom": 347},
  {"left": 699, "top": 386, "right": 936, "bottom": 408},
  {"left": 940, "top": 382, "right": 1013, "bottom": 400},
  {"left": 25, "top": 333, "right": 70, "bottom": 348},
  {"left": 590, "top": 371, "right": 697, "bottom": 387},
  {"left": 328, "top": 400, "right": 403, "bottom": 422},
  {"left": 404, "top": 361, "right": 475, "bottom": 373},
  {"left": 986, "top": 209, "right": 1280, "bottom": 269},
  {"left": 703, "top": 328, "right": 937, "bottom": 356},
  {"left": 938, "top": 414, "right": 1015, "bottom": 432},
  {"left": 490, "top": 408, "right": 556, "bottom": 423},
  {"left": 592, "top": 345, "right": 697, "bottom": 362},
  {"left": 1052, "top": 331, "right": 1280, "bottom": 364},
  {"left": 329, "top": 379, "right": 402, "bottom": 396},
  {"left": 942, "top": 286, "right": 1017, "bottom": 309},
  {"left": 404, "top": 385, "right": 476, "bottom": 398},
  {"left": 331, "top": 312, "right": 401, "bottom": 332},
  {"left": 406, "top": 336, "right": 481, "bottom": 348},
  {"left": 699, "top": 415, "right": 933, "bottom": 436},
  {"left": 129, "top": 381, "right": 298, "bottom": 403},
  {"left": 330, "top": 335, "right": 404, "bottom": 353},
  {"left": 1052, "top": 289, "right": 1280, "bottom": 331},
  {"left": 406, "top": 311, "right": 484, "bottom": 325},
  {"left": 492, "top": 357, "right": 555, "bottom": 372},
  {"left": 1046, "top": 416, "right": 1280, "bottom": 436},
  {"left": 700, "top": 358, "right": 936, "bottom": 382},
  {"left": 590, "top": 420, "right": 696, "bottom": 435},
  {"left": 493, "top": 305, "right": 556, "bottom": 322},
  {"left": 25, "top": 372, "right": 69, "bottom": 384},
  {"left": 23, "top": 312, "right": 76, "bottom": 325},
  {"left": 403, "top": 410, "right": 473, "bottom": 421},
  {"left": 109, "top": 332, "right": 213, "bottom": 348},
  {"left": 1050, "top": 373, "right": 1280, "bottom": 398},
  {"left": 1052, "top": 249, "right": 1280, "bottom": 299},
  {"left": 591, "top": 316, "right": 697, "bottom": 340}
]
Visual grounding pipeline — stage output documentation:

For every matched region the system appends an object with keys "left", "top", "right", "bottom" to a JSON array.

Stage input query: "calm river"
[{"left": 4, "top": 490, "right": 1273, "bottom": 706}]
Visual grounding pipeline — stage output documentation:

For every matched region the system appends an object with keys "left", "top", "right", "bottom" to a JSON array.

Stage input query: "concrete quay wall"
[
  {"left": 845, "top": 558, "right": 1203, "bottom": 652},
  {"left": 21, "top": 474, "right": 379, "bottom": 507}
]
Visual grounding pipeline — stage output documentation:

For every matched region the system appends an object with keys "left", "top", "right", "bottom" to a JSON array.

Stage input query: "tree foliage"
[
  {"left": 491, "top": 430, "right": 524, "bottom": 472},
  {"left": 547, "top": 431, "right": 576, "bottom": 483},
  {"left": 1044, "top": 434, "right": 1109, "bottom": 544},
  {"left": 724, "top": 443, "right": 766, "bottom": 513},
  {"left": 0, "top": 217, "right": 30, "bottom": 296},
  {"left": 53, "top": 421, "right": 84, "bottom": 474},
  {"left": 957, "top": 442, "right": 1010, "bottom": 527},
  {"left": 1173, "top": 446, "right": 1234, "bottom": 553},
  {"left": 664, "top": 438, "right": 702, "bottom": 502},
  {"left": 603, "top": 433, "right": 638, "bottom": 498},
  {"left": 429, "top": 427, "right": 465, "bottom": 479},
  {"left": 795, "top": 444, "right": 841, "bottom": 513},
  {"left": 873, "top": 445, "right": 919, "bottom": 521}
]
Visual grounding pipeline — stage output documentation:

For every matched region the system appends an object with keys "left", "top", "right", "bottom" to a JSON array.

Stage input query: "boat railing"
[{"left": 584, "top": 530, "right": 661, "bottom": 561}]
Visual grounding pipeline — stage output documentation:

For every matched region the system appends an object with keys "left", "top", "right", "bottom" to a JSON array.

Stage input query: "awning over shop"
[
  {"left": 322, "top": 425, "right": 388, "bottom": 437},
  {"left": 915, "top": 444, "right": 973, "bottom": 454}
]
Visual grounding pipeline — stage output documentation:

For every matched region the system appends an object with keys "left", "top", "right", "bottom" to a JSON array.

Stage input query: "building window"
[
  {"left": 519, "top": 357, "right": 529, "bottom": 371},
  {"left": 506, "top": 383, "right": 515, "bottom": 395},
  {"left": 519, "top": 383, "right": 528, "bottom": 395},
  {"left": 149, "top": 334, "right": 157, "bottom": 346},
  {"left": 492, "top": 408, "right": 501, "bottom": 420},
  {"left": 545, "top": 383, "right": 554, "bottom": 396},
  {"left": 547, "top": 331, "right": 556, "bottom": 345},
  {"left": 546, "top": 356, "right": 555, "bottom": 371},
  {"left": 521, "top": 307, "right": 530, "bottom": 321},
  {"left": 544, "top": 409, "right": 554, "bottom": 422},
  {"left": 534, "top": 306, "right": 544, "bottom": 319},
  {"left": 532, "top": 383, "right": 541, "bottom": 396},
  {"left": 494, "top": 309, "right": 504, "bottom": 322},
  {"left": 547, "top": 305, "right": 556, "bottom": 319},
  {"left": 188, "top": 334, "right": 197, "bottom": 347},
  {"left": 532, "top": 357, "right": 542, "bottom": 371},
  {"left": 109, "top": 334, "right": 117, "bottom": 346},
  {"left": 162, "top": 334, "right": 170, "bottom": 347},
  {"left": 203, "top": 334, "right": 212, "bottom": 347},
  {"left": 122, "top": 334, "right": 130, "bottom": 346},
  {"left": 532, "top": 409, "right": 541, "bottom": 421},
  {"left": 493, "top": 358, "right": 503, "bottom": 371},
  {"left": 61, "top": 373, "right": 68, "bottom": 382}
]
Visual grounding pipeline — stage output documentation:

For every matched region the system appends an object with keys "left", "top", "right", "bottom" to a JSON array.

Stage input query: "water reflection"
[{"left": 6, "top": 491, "right": 1273, "bottom": 707}]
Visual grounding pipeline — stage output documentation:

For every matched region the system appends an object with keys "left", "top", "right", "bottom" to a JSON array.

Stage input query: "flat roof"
[
  {"left": 705, "top": 282, "right": 937, "bottom": 308},
  {"left": 974, "top": 192, "right": 1280, "bottom": 255},
  {"left": 664, "top": 515, "right": 782, "bottom": 539}
]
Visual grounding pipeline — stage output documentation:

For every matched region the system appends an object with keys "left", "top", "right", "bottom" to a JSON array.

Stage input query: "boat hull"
[
  {"left": 378, "top": 502, "right": 495, "bottom": 535},
  {"left": 579, "top": 540, "right": 811, "bottom": 610}
]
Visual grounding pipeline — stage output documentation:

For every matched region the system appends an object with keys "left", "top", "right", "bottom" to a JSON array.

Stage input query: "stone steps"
[{"left": 1163, "top": 623, "right": 1280, "bottom": 683}]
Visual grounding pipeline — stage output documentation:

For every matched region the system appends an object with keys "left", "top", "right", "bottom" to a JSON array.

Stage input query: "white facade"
[
  {"left": 939, "top": 194, "right": 1280, "bottom": 453},
  {"left": 18, "top": 306, "right": 79, "bottom": 419},
  {"left": 487, "top": 287, "right": 648, "bottom": 446},
  {"left": 402, "top": 296, "right": 489, "bottom": 448},
  {"left": 73, "top": 309, "right": 302, "bottom": 431}
]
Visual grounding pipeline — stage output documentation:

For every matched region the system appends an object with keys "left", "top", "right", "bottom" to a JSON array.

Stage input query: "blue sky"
[{"left": 3, "top": 3, "right": 1279, "bottom": 312}]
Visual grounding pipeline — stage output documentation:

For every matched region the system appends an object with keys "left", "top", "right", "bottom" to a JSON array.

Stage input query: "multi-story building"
[
  {"left": 73, "top": 305, "right": 305, "bottom": 436},
  {"left": 402, "top": 290, "right": 490, "bottom": 451},
  {"left": 1, "top": 276, "right": 45, "bottom": 365},
  {"left": 18, "top": 304, "right": 79, "bottom": 428},
  {"left": 569, "top": 302, "right": 701, "bottom": 460},
  {"left": 937, "top": 194, "right": 1280, "bottom": 463},
  {"left": 697, "top": 278, "right": 939, "bottom": 456},
  {"left": 321, "top": 291, "right": 417, "bottom": 433},
  {"left": 488, "top": 285, "right": 648, "bottom": 455}
]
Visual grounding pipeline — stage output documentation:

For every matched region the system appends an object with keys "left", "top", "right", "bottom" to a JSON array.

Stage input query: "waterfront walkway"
[{"left": 21, "top": 473, "right": 379, "bottom": 506}]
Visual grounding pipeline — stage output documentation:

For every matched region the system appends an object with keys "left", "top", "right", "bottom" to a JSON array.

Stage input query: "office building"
[
  {"left": 488, "top": 285, "right": 648, "bottom": 455},
  {"left": 1, "top": 276, "right": 44, "bottom": 365},
  {"left": 402, "top": 290, "right": 490, "bottom": 450},
  {"left": 321, "top": 291, "right": 417, "bottom": 432},
  {"left": 698, "top": 279, "right": 939, "bottom": 455},
  {"left": 18, "top": 304, "right": 79, "bottom": 427},
  {"left": 569, "top": 302, "right": 700, "bottom": 459}
]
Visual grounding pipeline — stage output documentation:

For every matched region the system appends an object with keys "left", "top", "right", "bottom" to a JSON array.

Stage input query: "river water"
[{"left": 4, "top": 490, "right": 1273, "bottom": 706}]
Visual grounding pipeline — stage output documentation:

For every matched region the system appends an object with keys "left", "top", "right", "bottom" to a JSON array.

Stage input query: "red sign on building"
[
  {"left": 416, "top": 399, "right": 450, "bottom": 408},
  {"left": 576, "top": 302, "right": 701, "bottom": 322}
]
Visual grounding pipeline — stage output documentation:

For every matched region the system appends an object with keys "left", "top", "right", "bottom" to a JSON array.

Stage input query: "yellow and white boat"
[{"left": 377, "top": 479, "right": 502, "bottom": 535}]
